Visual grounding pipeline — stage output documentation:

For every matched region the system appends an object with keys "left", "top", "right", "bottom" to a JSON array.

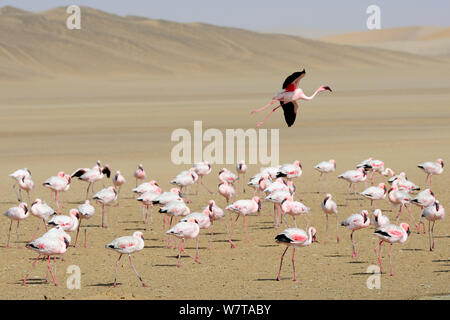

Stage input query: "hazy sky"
[{"left": 3, "top": 0, "right": 449, "bottom": 34}]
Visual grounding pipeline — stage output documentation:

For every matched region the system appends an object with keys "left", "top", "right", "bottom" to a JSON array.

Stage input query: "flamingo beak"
[{"left": 323, "top": 86, "right": 332, "bottom": 92}]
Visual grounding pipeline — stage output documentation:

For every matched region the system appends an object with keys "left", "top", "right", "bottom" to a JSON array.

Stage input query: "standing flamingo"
[
  {"left": 137, "top": 191, "right": 163, "bottom": 230},
  {"left": 218, "top": 181, "right": 236, "bottom": 207},
  {"left": 280, "top": 195, "right": 310, "bottom": 228},
  {"left": 18, "top": 176, "right": 34, "bottom": 204},
  {"left": 420, "top": 200, "right": 445, "bottom": 251},
  {"left": 276, "top": 160, "right": 302, "bottom": 180},
  {"left": 265, "top": 190, "right": 293, "bottom": 228},
  {"left": 192, "top": 161, "right": 214, "bottom": 195},
  {"left": 132, "top": 180, "right": 161, "bottom": 195},
  {"left": 321, "top": 193, "right": 339, "bottom": 243},
  {"left": 373, "top": 209, "right": 390, "bottom": 228},
  {"left": 236, "top": 160, "right": 248, "bottom": 193},
  {"left": 314, "top": 159, "right": 336, "bottom": 193},
  {"left": 77, "top": 200, "right": 95, "bottom": 248},
  {"left": 360, "top": 183, "right": 387, "bottom": 212},
  {"left": 274, "top": 227, "right": 317, "bottom": 281},
  {"left": 373, "top": 223, "right": 410, "bottom": 276},
  {"left": 338, "top": 168, "right": 367, "bottom": 206},
  {"left": 340, "top": 210, "right": 370, "bottom": 258},
  {"left": 105, "top": 231, "right": 148, "bottom": 288},
  {"left": 48, "top": 208, "right": 80, "bottom": 236},
  {"left": 387, "top": 182, "right": 415, "bottom": 228},
  {"left": 247, "top": 172, "right": 271, "bottom": 196},
  {"left": 133, "top": 164, "right": 146, "bottom": 187},
  {"left": 226, "top": 197, "right": 262, "bottom": 248},
  {"left": 166, "top": 220, "right": 201, "bottom": 267},
  {"left": 170, "top": 168, "right": 198, "bottom": 203},
  {"left": 202, "top": 200, "right": 228, "bottom": 249},
  {"left": 411, "top": 189, "right": 435, "bottom": 233},
  {"left": 30, "top": 199, "right": 57, "bottom": 241},
  {"left": 218, "top": 168, "right": 238, "bottom": 187},
  {"left": 42, "top": 172, "right": 71, "bottom": 211},
  {"left": 23, "top": 229, "right": 70, "bottom": 286},
  {"left": 388, "top": 172, "right": 420, "bottom": 192},
  {"left": 9, "top": 168, "right": 31, "bottom": 202},
  {"left": 251, "top": 69, "right": 332, "bottom": 127},
  {"left": 3, "top": 202, "right": 30, "bottom": 248},
  {"left": 93, "top": 186, "right": 118, "bottom": 228},
  {"left": 112, "top": 171, "right": 126, "bottom": 202},
  {"left": 357, "top": 158, "right": 385, "bottom": 185},
  {"left": 71, "top": 162, "right": 111, "bottom": 200},
  {"left": 418, "top": 159, "right": 444, "bottom": 189},
  {"left": 159, "top": 199, "right": 190, "bottom": 246}
]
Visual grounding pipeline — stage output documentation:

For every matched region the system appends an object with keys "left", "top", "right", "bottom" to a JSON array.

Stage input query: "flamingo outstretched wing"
[
  {"left": 282, "top": 69, "right": 306, "bottom": 89},
  {"left": 281, "top": 101, "right": 299, "bottom": 127}
]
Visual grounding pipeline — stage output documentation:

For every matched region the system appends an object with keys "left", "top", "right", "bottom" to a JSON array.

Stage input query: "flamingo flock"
[{"left": 3, "top": 156, "right": 446, "bottom": 287}]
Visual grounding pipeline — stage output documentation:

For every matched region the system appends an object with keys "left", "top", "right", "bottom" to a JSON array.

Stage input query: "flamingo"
[
  {"left": 260, "top": 166, "right": 281, "bottom": 179},
  {"left": 105, "top": 231, "right": 148, "bottom": 287},
  {"left": 219, "top": 168, "right": 238, "bottom": 186},
  {"left": 236, "top": 160, "right": 248, "bottom": 193},
  {"left": 388, "top": 172, "right": 420, "bottom": 192},
  {"left": 192, "top": 161, "right": 214, "bottom": 194},
  {"left": 170, "top": 168, "right": 198, "bottom": 203},
  {"left": 360, "top": 183, "right": 387, "bottom": 212},
  {"left": 112, "top": 171, "right": 126, "bottom": 202},
  {"left": 159, "top": 199, "right": 190, "bottom": 246},
  {"left": 280, "top": 195, "right": 310, "bottom": 228},
  {"left": 314, "top": 159, "right": 336, "bottom": 193},
  {"left": 226, "top": 196, "right": 262, "bottom": 248},
  {"left": 357, "top": 158, "right": 385, "bottom": 185},
  {"left": 247, "top": 172, "right": 271, "bottom": 196},
  {"left": 77, "top": 200, "right": 95, "bottom": 248},
  {"left": 48, "top": 208, "right": 80, "bottom": 235},
  {"left": 17, "top": 176, "right": 34, "bottom": 204},
  {"left": 373, "top": 209, "right": 390, "bottom": 228},
  {"left": 381, "top": 168, "right": 395, "bottom": 178},
  {"left": 23, "top": 229, "right": 70, "bottom": 286},
  {"left": 251, "top": 69, "right": 332, "bottom": 127},
  {"left": 92, "top": 186, "right": 118, "bottom": 228},
  {"left": 274, "top": 227, "right": 317, "bottom": 281},
  {"left": 71, "top": 162, "right": 111, "bottom": 200},
  {"left": 132, "top": 180, "right": 161, "bottom": 195},
  {"left": 338, "top": 167, "right": 367, "bottom": 206},
  {"left": 218, "top": 181, "right": 236, "bottom": 207},
  {"left": 373, "top": 223, "right": 411, "bottom": 276},
  {"left": 133, "top": 164, "right": 146, "bottom": 187},
  {"left": 265, "top": 189, "right": 293, "bottom": 228},
  {"left": 42, "top": 172, "right": 71, "bottom": 211},
  {"left": 420, "top": 201, "right": 445, "bottom": 251},
  {"left": 30, "top": 199, "right": 57, "bottom": 241},
  {"left": 166, "top": 220, "right": 201, "bottom": 267},
  {"left": 418, "top": 159, "right": 444, "bottom": 189},
  {"left": 340, "top": 210, "right": 370, "bottom": 258},
  {"left": 387, "top": 182, "right": 416, "bottom": 228},
  {"left": 137, "top": 191, "right": 163, "bottom": 230},
  {"left": 321, "top": 193, "right": 339, "bottom": 243},
  {"left": 276, "top": 160, "right": 302, "bottom": 180},
  {"left": 9, "top": 168, "right": 31, "bottom": 202},
  {"left": 3, "top": 202, "right": 30, "bottom": 248},
  {"left": 202, "top": 200, "right": 229, "bottom": 249},
  {"left": 152, "top": 188, "right": 183, "bottom": 206},
  {"left": 410, "top": 189, "right": 436, "bottom": 231}
]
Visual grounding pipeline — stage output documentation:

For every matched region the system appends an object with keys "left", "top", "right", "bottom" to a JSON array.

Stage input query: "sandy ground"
[{"left": 0, "top": 67, "right": 449, "bottom": 300}]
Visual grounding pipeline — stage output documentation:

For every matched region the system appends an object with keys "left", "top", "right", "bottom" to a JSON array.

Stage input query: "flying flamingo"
[
  {"left": 420, "top": 200, "right": 445, "bottom": 251},
  {"left": 30, "top": 199, "right": 57, "bottom": 241},
  {"left": 9, "top": 168, "right": 31, "bottom": 202},
  {"left": 166, "top": 220, "right": 201, "bottom": 267},
  {"left": 340, "top": 210, "right": 370, "bottom": 258},
  {"left": 250, "top": 69, "right": 332, "bottom": 127},
  {"left": 23, "top": 229, "right": 70, "bottom": 286},
  {"left": 314, "top": 159, "right": 336, "bottom": 193},
  {"left": 373, "top": 223, "right": 411, "bottom": 276},
  {"left": 417, "top": 159, "right": 444, "bottom": 189},
  {"left": 77, "top": 200, "right": 95, "bottom": 248},
  {"left": 112, "top": 171, "right": 126, "bottom": 202},
  {"left": 373, "top": 209, "right": 390, "bottom": 228},
  {"left": 338, "top": 167, "right": 367, "bottom": 206},
  {"left": 133, "top": 164, "right": 146, "bottom": 187},
  {"left": 71, "top": 162, "right": 111, "bottom": 200},
  {"left": 226, "top": 196, "right": 262, "bottom": 248},
  {"left": 192, "top": 161, "right": 214, "bottom": 195},
  {"left": 321, "top": 193, "right": 339, "bottom": 243},
  {"left": 360, "top": 183, "right": 387, "bottom": 212},
  {"left": 105, "top": 231, "right": 148, "bottom": 288},
  {"left": 42, "top": 172, "right": 71, "bottom": 211},
  {"left": 3, "top": 202, "right": 29, "bottom": 248},
  {"left": 202, "top": 200, "right": 229, "bottom": 249},
  {"left": 92, "top": 186, "right": 118, "bottom": 228},
  {"left": 236, "top": 160, "right": 248, "bottom": 193},
  {"left": 274, "top": 227, "right": 317, "bottom": 281}
]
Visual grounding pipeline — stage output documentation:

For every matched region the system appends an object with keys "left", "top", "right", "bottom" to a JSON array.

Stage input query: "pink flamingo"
[
  {"left": 203, "top": 200, "right": 229, "bottom": 249},
  {"left": 48, "top": 209, "right": 80, "bottom": 239},
  {"left": 159, "top": 199, "right": 190, "bottom": 246},
  {"left": 133, "top": 164, "right": 146, "bottom": 187},
  {"left": 106, "top": 231, "right": 148, "bottom": 288},
  {"left": 280, "top": 195, "right": 310, "bottom": 228},
  {"left": 170, "top": 168, "right": 198, "bottom": 203},
  {"left": 314, "top": 159, "right": 336, "bottom": 193},
  {"left": 43, "top": 172, "right": 71, "bottom": 211},
  {"left": 92, "top": 186, "right": 118, "bottom": 228},
  {"left": 30, "top": 199, "right": 57, "bottom": 241},
  {"left": 357, "top": 158, "right": 385, "bottom": 185},
  {"left": 218, "top": 181, "right": 236, "bottom": 208},
  {"left": 9, "top": 168, "right": 31, "bottom": 202},
  {"left": 112, "top": 171, "right": 126, "bottom": 202},
  {"left": 192, "top": 161, "right": 214, "bottom": 195},
  {"left": 388, "top": 172, "right": 420, "bottom": 192},
  {"left": 418, "top": 159, "right": 444, "bottom": 189},
  {"left": 420, "top": 200, "right": 445, "bottom": 251},
  {"left": 360, "top": 182, "right": 387, "bottom": 212},
  {"left": 274, "top": 227, "right": 317, "bottom": 281},
  {"left": 132, "top": 180, "right": 161, "bottom": 195},
  {"left": 24, "top": 230, "right": 70, "bottom": 286},
  {"left": 3, "top": 202, "right": 30, "bottom": 248},
  {"left": 341, "top": 210, "right": 370, "bottom": 258},
  {"left": 71, "top": 162, "right": 111, "bottom": 200},
  {"left": 373, "top": 209, "right": 390, "bottom": 228},
  {"left": 166, "top": 220, "right": 201, "bottom": 267},
  {"left": 219, "top": 168, "right": 238, "bottom": 187},
  {"left": 226, "top": 197, "right": 262, "bottom": 248},
  {"left": 77, "top": 200, "right": 95, "bottom": 248},
  {"left": 137, "top": 191, "right": 163, "bottom": 230},
  {"left": 338, "top": 167, "right": 367, "bottom": 206},
  {"left": 17, "top": 176, "right": 34, "bottom": 204},
  {"left": 251, "top": 69, "right": 332, "bottom": 127},
  {"left": 373, "top": 223, "right": 411, "bottom": 276},
  {"left": 387, "top": 182, "right": 416, "bottom": 230},
  {"left": 236, "top": 160, "right": 248, "bottom": 193},
  {"left": 276, "top": 160, "right": 302, "bottom": 180},
  {"left": 411, "top": 189, "right": 435, "bottom": 234},
  {"left": 247, "top": 172, "right": 271, "bottom": 196},
  {"left": 321, "top": 193, "right": 339, "bottom": 243}
]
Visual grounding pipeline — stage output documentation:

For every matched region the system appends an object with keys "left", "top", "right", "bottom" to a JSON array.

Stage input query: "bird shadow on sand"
[
  {"left": 324, "top": 254, "right": 346, "bottom": 258},
  {"left": 432, "top": 259, "right": 450, "bottom": 263},
  {"left": 214, "top": 239, "right": 241, "bottom": 243},
  {"left": 17, "top": 278, "right": 48, "bottom": 285},
  {"left": 123, "top": 228, "right": 147, "bottom": 231},
  {"left": 257, "top": 226, "right": 277, "bottom": 230},
  {"left": 118, "top": 220, "right": 141, "bottom": 224},
  {"left": 433, "top": 270, "right": 450, "bottom": 273},
  {"left": 400, "top": 248, "right": 425, "bottom": 252},
  {"left": 0, "top": 201, "right": 19, "bottom": 205},
  {"left": 348, "top": 260, "right": 368, "bottom": 264},
  {"left": 67, "top": 201, "right": 86, "bottom": 205},
  {"left": 433, "top": 235, "right": 450, "bottom": 238},
  {"left": 351, "top": 272, "right": 375, "bottom": 276},
  {"left": 258, "top": 244, "right": 277, "bottom": 248},
  {"left": 144, "top": 245, "right": 166, "bottom": 249},
  {"left": 154, "top": 264, "right": 177, "bottom": 267},
  {"left": 255, "top": 278, "right": 278, "bottom": 282},
  {"left": 88, "top": 282, "right": 119, "bottom": 287}
]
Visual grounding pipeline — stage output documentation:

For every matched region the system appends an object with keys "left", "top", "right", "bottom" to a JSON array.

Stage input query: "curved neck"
[
  {"left": 307, "top": 228, "right": 313, "bottom": 244},
  {"left": 302, "top": 87, "right": 322, "bottom": 100}
]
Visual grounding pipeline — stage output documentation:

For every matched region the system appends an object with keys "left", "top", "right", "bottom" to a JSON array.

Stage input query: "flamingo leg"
[
  {"left": 86, "top": 183, "right": 91, "bottom": 200},
  {"left": 74, "top": 220, "right": 81, "bottom": 248},
  {"left": 351, "top": 231, "right": 358, "bottom": 258},
  {"left": 243, "top": 215, "right": 251, "bottom": 243},
  {"left": 84, "top": 226, "right": 88, "bottom": 248},
  {"left": 431, "top": 221, "right": 436, "bottom": 249},
  {"left": 388, "top": 244, "right": 395, "bottom": 276},
  {"left": 276, "top": 247, "right": 289, "bottom": 281},
  {"left": 6, "top": 220, "right": 13, "bottom": 248},
  {"left": 128, "top": 254, "right": 148, "bottom": 287},
  {"left": 325, "top": 214, "right": 329, "bottom": 244},
  {"left": 113, "top": 253, "right": 123, "bottom": 287},
  {"left": 208, "top": 220, "right": 214, "bottom": 250},
  {"left": 15, "top": 220, "right": 20, "bottom": 248},
  {"left": 47, "top": 256, "right": 58, "bottom": 286},
  {"left": 251, "top": 100, "right": 277, "bottom": 114},
  {"left": 30, "top": 219, "right": 44, "bottom": 242},
  {"left": 228, "top": 214, "right": 240, "bottom": 248},
  {"left": 256, "top": 105, "right": 281, "bottom": 127},
  {"left": 292, "top": 247, "right": 298, "bottom": 282},
  {"left": 177, "top": 239, "right": 184, "bottom": 267},
  {"left": 23, "top": 254, "right": 41, "bottom": 286},
  {"left": 335, "top": 214, "right": 340, "bottom": 243},
  {"left": 345, "top": 183, "right": 352, "bottom": 207}
]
